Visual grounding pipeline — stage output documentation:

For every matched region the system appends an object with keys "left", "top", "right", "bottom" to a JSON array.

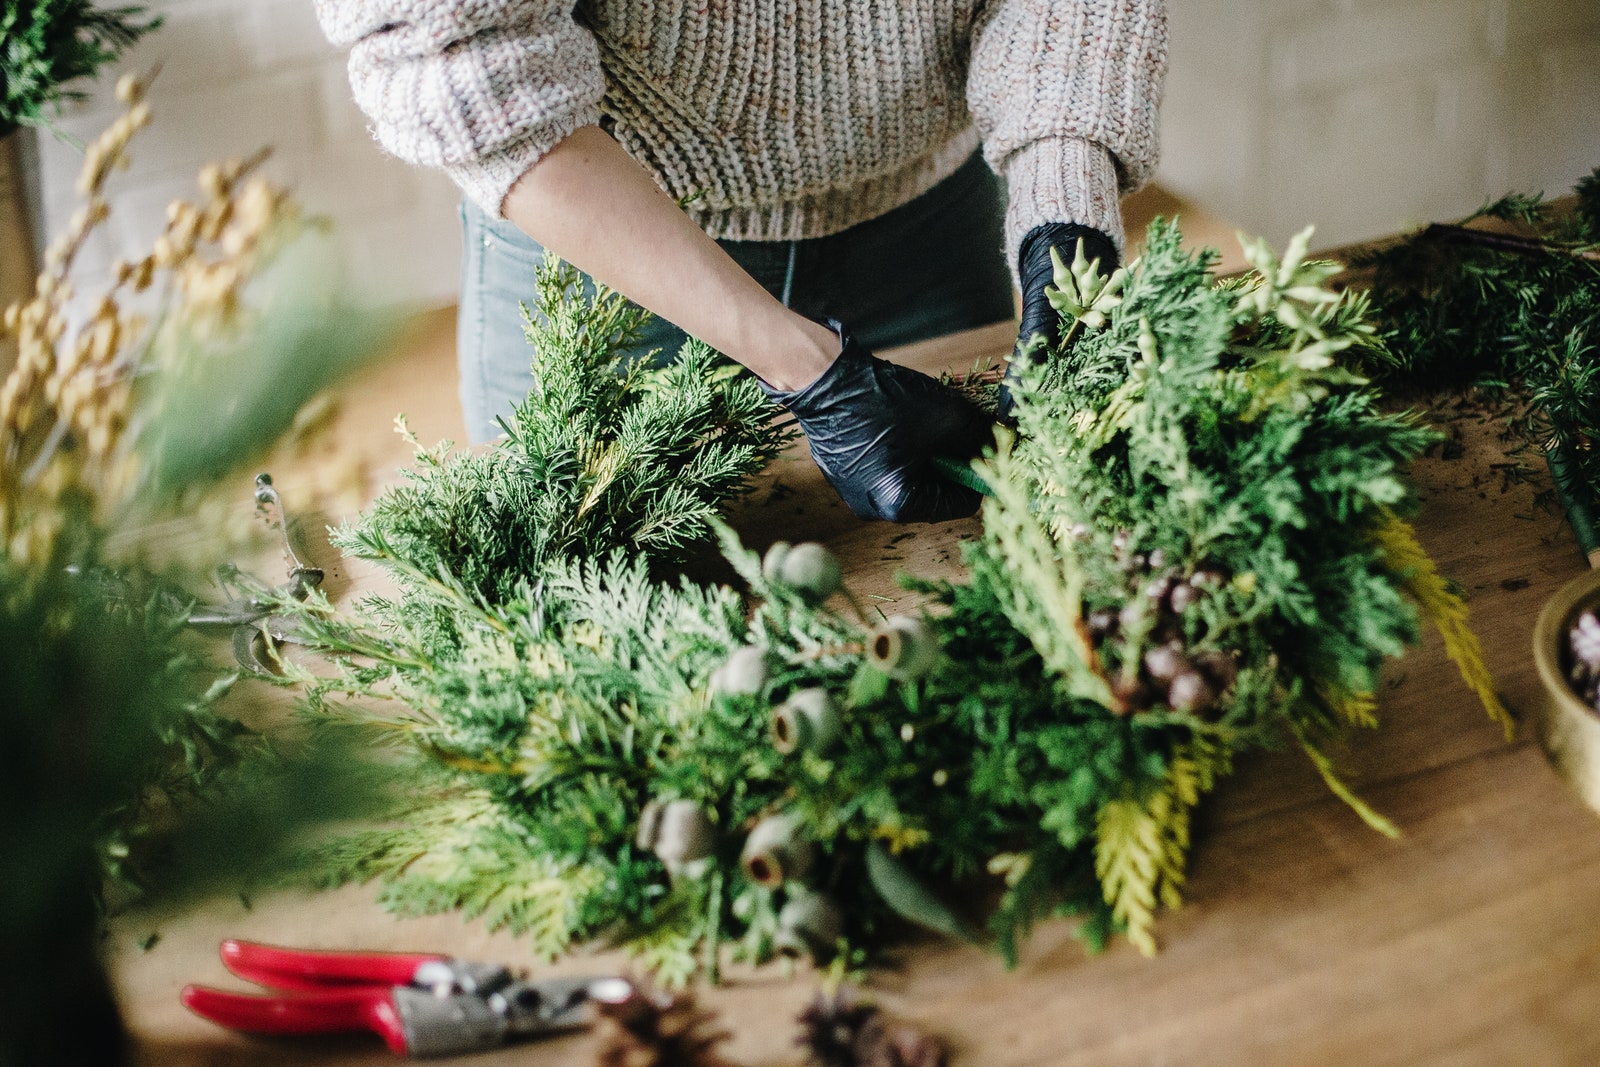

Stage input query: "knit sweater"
[{"left": 314, "top": 1, "right": 1167, "bottom": 268}]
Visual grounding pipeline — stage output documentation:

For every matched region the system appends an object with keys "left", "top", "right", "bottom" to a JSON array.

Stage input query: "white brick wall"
[
  {"left": 27, "top": 0, "right": 1600, "bottom": 308},
  {"left": 1159, "top": 0, "right": 1600, "bottom": 250},
  {"left": 30, "top": 0, "right": 463, "bottom": 310}
]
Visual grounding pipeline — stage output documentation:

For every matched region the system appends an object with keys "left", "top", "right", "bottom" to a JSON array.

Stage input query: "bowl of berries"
[{"left": 1532, "top": 569, "right": 1600, "bottom": 815}]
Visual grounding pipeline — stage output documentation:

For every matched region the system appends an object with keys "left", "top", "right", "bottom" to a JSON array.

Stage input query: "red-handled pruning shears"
[{"left": 182, "top": 940, "right": 632, "bottom": 1058}]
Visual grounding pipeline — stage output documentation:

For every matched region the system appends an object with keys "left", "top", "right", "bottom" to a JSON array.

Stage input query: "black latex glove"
[
  {"left": 996, "top": 222, "right": 1120, "bottom": 425},
  {"left": 760, "top": 319, "right": 992, "bottom": 523}
]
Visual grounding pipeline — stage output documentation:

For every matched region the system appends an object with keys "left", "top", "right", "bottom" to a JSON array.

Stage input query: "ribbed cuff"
[
  {"left": 999, "top": 137, "right": 1125, "bottom": 278},
  {"left": 444, "top": 104, "right": 604, "bottom": 219}
]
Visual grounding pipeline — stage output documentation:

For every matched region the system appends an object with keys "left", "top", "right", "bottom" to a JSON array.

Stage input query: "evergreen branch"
[
  {"left": 975, "top": 437, "right": 1118, "bottom": 709},
  {"left": 1419, "top": 222, "right": 1600, "bottom": 263}
]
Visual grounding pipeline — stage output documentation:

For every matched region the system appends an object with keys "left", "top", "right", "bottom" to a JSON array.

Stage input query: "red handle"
[
  {"left": 220, "top": 939, "right": 444, "bottom": 991},
  {"left": 181, "top": 985, "right": 409, "bottom": 1054}
]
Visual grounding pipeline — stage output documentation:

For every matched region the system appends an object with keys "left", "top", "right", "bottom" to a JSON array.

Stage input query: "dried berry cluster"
[{"left": 1081, "top": 531, "right": 1237, "bottom": 716}]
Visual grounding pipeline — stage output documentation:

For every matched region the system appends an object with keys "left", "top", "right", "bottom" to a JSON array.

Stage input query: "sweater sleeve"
[
  {"left": 966, "top": 0, "right": 1168, "bottom": 268},
  {"left": 313, "top": 0, "right": 605, "bottom": 217}
]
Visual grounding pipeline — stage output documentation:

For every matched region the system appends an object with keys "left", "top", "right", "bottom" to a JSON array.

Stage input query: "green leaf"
[{"left": 864, "top": 842, "right": 978, "bottom": 943}]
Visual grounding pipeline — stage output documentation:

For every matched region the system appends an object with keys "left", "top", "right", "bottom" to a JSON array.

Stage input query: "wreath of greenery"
[{"left": 276, "top": 221, "right": 1507, "bottom": 981}]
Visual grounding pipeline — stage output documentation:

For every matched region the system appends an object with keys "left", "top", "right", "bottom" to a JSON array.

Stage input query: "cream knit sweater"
[{"left": 314, "top": 1, "right": 1167, "bottom": 268}]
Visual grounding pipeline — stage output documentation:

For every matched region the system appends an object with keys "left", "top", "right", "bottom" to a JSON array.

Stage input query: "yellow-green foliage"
[
  {"left": 1093, "top": 739, "right": 1229, "bottom": 956},
  {"left": 1372, "top": 511, "right": 1514, "bottom": 740}
]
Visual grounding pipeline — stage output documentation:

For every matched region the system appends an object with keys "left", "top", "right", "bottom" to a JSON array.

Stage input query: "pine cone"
[
  {"left": 797, "top": 987, "right": 883, "bottom": 1067},
  {"left": 593, "top": 985, "right": 733, "bottom": 1067},
  {"left": 796, "top": 989, "right": 946, "bottom": 1067}
]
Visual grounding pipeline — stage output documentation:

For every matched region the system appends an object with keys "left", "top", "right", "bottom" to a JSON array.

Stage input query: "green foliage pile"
[
  {"left": 1359, "top": 167, "right": 1600, "bottom": 543},
  {"left": 329, "top": 261, "right": 789, "bottom": 655},
  {"left": 1, "top": 0, "right": 159, "bottom": 134},
  {"left": 291, "top": 225, "right": 1505, "bottom": 980}
]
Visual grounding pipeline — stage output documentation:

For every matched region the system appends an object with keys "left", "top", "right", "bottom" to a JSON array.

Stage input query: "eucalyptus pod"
[
  {"left": 709, "top": 644, "right": 770, "bottom": 698},
  {"left": 866, "top": 615, "right": 940, "bottom": 681},
  {"left": 761, "top": 541, "right": 792, "bottom": 583},
  {"left": 770, "top": 687, "right": 841, "bottom": 755},
  {"left": 636, "top": 799, "right": 716, "bottom": 878},
  {"left": 773, "top": 887, "right": 845, "bottom": 962},
  {"left": 740, "top": 812, "right": 814, "bottom": 888},
  {"left": 762, "top": 541, "right": 842, "bottom": 603}
]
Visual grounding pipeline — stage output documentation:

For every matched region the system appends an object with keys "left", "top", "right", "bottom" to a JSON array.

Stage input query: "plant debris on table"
[{"left": 1358, "top": 167, "right": 1600, "bottom": 559}]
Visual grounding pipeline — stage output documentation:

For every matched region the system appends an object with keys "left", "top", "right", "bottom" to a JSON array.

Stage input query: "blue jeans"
[{"left": 456, "top": 151, "right": 1014, "bottom": 443}]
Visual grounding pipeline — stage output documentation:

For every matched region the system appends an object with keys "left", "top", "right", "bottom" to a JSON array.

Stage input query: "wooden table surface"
[{"left": 109, "top": 308, "right": 1600, "bottom": 1067}]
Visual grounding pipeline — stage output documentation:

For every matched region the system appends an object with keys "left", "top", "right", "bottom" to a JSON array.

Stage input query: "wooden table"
[{"left": 109, "top": 312, "right": 1600, "bottom": 1066}]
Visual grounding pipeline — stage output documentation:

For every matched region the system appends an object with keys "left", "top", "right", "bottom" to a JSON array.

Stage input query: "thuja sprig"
[{"left": 1046, "top": 238, "right": 1131, "bottom": 344}]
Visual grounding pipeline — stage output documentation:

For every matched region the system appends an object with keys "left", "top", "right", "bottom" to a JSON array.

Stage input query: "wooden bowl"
[{"left": 1531, "top": 568, "right": 1600, "bottom": 815}]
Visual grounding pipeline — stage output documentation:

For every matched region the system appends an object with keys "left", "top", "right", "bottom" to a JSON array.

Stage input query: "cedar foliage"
[{"left": 288, "top": 224, "right": 1504, "bottom": 980}]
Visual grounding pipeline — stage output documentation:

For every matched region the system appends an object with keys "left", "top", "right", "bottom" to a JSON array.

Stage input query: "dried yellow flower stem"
[{"left": 0, "top": 72, "right": 302, "bottom": 572}]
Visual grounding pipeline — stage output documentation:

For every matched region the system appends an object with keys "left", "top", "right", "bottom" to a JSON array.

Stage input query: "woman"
[{"left": 315, "top": 1, "right": 1167, "bottom": 523}]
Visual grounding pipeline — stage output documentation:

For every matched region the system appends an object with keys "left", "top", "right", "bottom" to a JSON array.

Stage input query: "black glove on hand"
[
  {"left": 760, "top": 319, "right": 992, "bottom": 523},
  {"left": 996, "top": 222, "right": 1120, "bottom": 425}
]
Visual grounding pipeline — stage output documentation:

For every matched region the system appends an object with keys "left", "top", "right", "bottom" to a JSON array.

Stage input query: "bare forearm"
[{"left": 501, "top": 126, "right": 834, "bottom": 392}]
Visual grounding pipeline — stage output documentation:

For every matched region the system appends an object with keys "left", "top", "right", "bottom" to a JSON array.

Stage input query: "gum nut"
[
  {"left": 635, "top": 800, "right": 665, "bottom": 851},
  {"left": 771, "top": 688, "right": 840, "bottom": 754},
  {"left": 779, "top": 542, "right": 842, "bottom": 601},
  {"left": 1147, "top": 548, "right": 1166, "bottom": 569},
  {"left": 867, "top": 616, "right": 939, "bottom": 681},
  {"left": 741, "top": 813, "right": 813, "bottom": 887},
  {"left": 1168, "top": 671, "right": 1215, "bottom": 713},
  {"left": 762, "top": 541, "right": 792, "bottom": 583},
  {"left": 1118, "top": 600, "right": 1145, "bottom": 631},
  {"left": 1086, "top": 609, "right": 1117, "bottom": 634},
  {"left": 773, "top": 890, "right": 845, "bottom": 961},
  {"left": 711, "top": 645, "right": 769, "bottom": 697},
  {"left": 653, "top": 800, "right": 716, "bottom": 865},
  {"left": 1167, "top": 581, "right": 1197, "bottom": 614}
]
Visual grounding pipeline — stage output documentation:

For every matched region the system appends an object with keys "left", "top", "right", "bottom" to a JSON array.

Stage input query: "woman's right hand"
[
  {"left": 504, "top": 126, "right": 990, "bottom": 522},
  {"left": 760, "top": 319, "right": 992, "bottom": 524}
]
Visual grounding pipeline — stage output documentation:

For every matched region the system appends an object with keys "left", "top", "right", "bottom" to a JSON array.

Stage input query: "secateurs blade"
[{"left": 181, "top": 939, "right": 633, "bottom": 1058}]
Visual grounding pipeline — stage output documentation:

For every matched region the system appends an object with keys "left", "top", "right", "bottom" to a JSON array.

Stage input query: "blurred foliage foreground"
[{"left": 0, "top": 75, "right": 393, "bottom": 1064}]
